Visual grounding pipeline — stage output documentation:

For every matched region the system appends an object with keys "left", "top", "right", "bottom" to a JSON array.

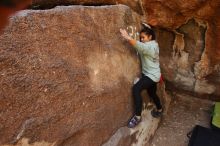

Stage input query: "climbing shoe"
[
  {"left": 127, "top": 115, "right": 141, "bottom": 128},
  {"left": 151, "top": 108, "right": 163, "bottom": 118}
]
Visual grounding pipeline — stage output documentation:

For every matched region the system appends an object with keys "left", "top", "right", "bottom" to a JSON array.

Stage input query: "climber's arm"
[{"left": 120, "top": 29, "right": 151, "bottom": 55}]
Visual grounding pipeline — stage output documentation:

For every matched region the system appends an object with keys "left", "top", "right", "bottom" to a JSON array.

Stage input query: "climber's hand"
[{"left": 120, "top": 29, "right": 132, "bottom": 40}]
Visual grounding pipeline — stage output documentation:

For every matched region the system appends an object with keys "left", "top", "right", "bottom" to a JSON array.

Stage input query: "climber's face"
[{"left": 140, "top": 32, "right": 152, "bottom": 43}]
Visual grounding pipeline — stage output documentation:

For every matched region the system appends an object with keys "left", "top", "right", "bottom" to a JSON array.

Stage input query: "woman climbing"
[{"left": 120, "top": 23, "right": 163, "bottom": 128}]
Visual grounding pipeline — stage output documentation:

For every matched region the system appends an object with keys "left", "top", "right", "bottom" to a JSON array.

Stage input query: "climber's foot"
[
  {"left": 151, "top": 108, "right": 163, "bottom": 118},
  {"left": 127, "top": 115, "right": 141, "bottom": 128}
]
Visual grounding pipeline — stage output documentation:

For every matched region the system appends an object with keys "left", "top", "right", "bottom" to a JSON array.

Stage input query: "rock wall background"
[{"left": 142, "top": 0, "right": 220, "bottom": 99}]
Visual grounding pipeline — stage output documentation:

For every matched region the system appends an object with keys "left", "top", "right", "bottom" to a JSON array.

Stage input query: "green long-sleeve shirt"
[{"left": 134, "top": 40, "right": 161, "bottom": 82}]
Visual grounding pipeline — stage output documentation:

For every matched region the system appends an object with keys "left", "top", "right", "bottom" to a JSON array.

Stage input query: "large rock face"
[
  {"left": 0, "top": 5, "right": 170, "bottom": 146},
  {"left": 29, "top": 0, "right": 220, "bottom": 99},
  {"left": 1, "top": 0, "right": 219, "bottom": 145}
]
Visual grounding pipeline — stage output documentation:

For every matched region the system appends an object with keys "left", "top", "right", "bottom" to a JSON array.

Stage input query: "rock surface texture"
[
  {"left": 0, "top": 5, "right": 170, "bottom": 146},
  {"left": 142, "top": 0, "right": 220, "bottom": 99}
]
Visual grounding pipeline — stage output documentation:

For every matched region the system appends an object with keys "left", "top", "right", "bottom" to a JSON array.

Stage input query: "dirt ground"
[{"left": 149, "top": 93, "right": 214, "bottom": 146}]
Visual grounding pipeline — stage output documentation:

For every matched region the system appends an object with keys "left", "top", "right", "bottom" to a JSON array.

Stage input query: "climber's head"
[{"left": 139, "top": 23, "right": 155, "bottom": 43}]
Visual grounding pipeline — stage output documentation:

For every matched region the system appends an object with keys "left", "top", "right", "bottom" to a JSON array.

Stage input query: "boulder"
[
  {"left": 29, "top": 0, "right": 220, "bottom": 99},
  {"left": 0, "top": 5, "right": 170, "bottom": 146}
]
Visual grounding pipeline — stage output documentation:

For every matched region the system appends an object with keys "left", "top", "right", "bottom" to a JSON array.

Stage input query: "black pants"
[{"left": 133, "top": 74, "right": 162, "bottom": 116}]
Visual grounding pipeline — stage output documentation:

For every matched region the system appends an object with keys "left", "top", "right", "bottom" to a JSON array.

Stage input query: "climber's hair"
[{"left": 140, "top": 24, "right": 156, "bottom": 40}]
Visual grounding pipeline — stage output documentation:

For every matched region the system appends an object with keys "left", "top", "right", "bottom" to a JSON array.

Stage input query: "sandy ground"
[{"left": 149, "top": 93, "right": 214, "bottom": 146}]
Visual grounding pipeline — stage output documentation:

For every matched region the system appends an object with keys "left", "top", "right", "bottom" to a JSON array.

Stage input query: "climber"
[
  {"left": 0, "top": 0, "right": 32, "bottom": 32},
  {"left": 120, "top": 23, "right": 163, "bottom": 128}
]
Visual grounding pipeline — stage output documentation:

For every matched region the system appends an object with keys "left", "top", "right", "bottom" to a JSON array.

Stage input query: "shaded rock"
[
  {"left": 195, "top": 79, "right": 216, "bottom": 95},
  {"left": 155, "top": 18, "right": 220, "bottom": 99}
]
